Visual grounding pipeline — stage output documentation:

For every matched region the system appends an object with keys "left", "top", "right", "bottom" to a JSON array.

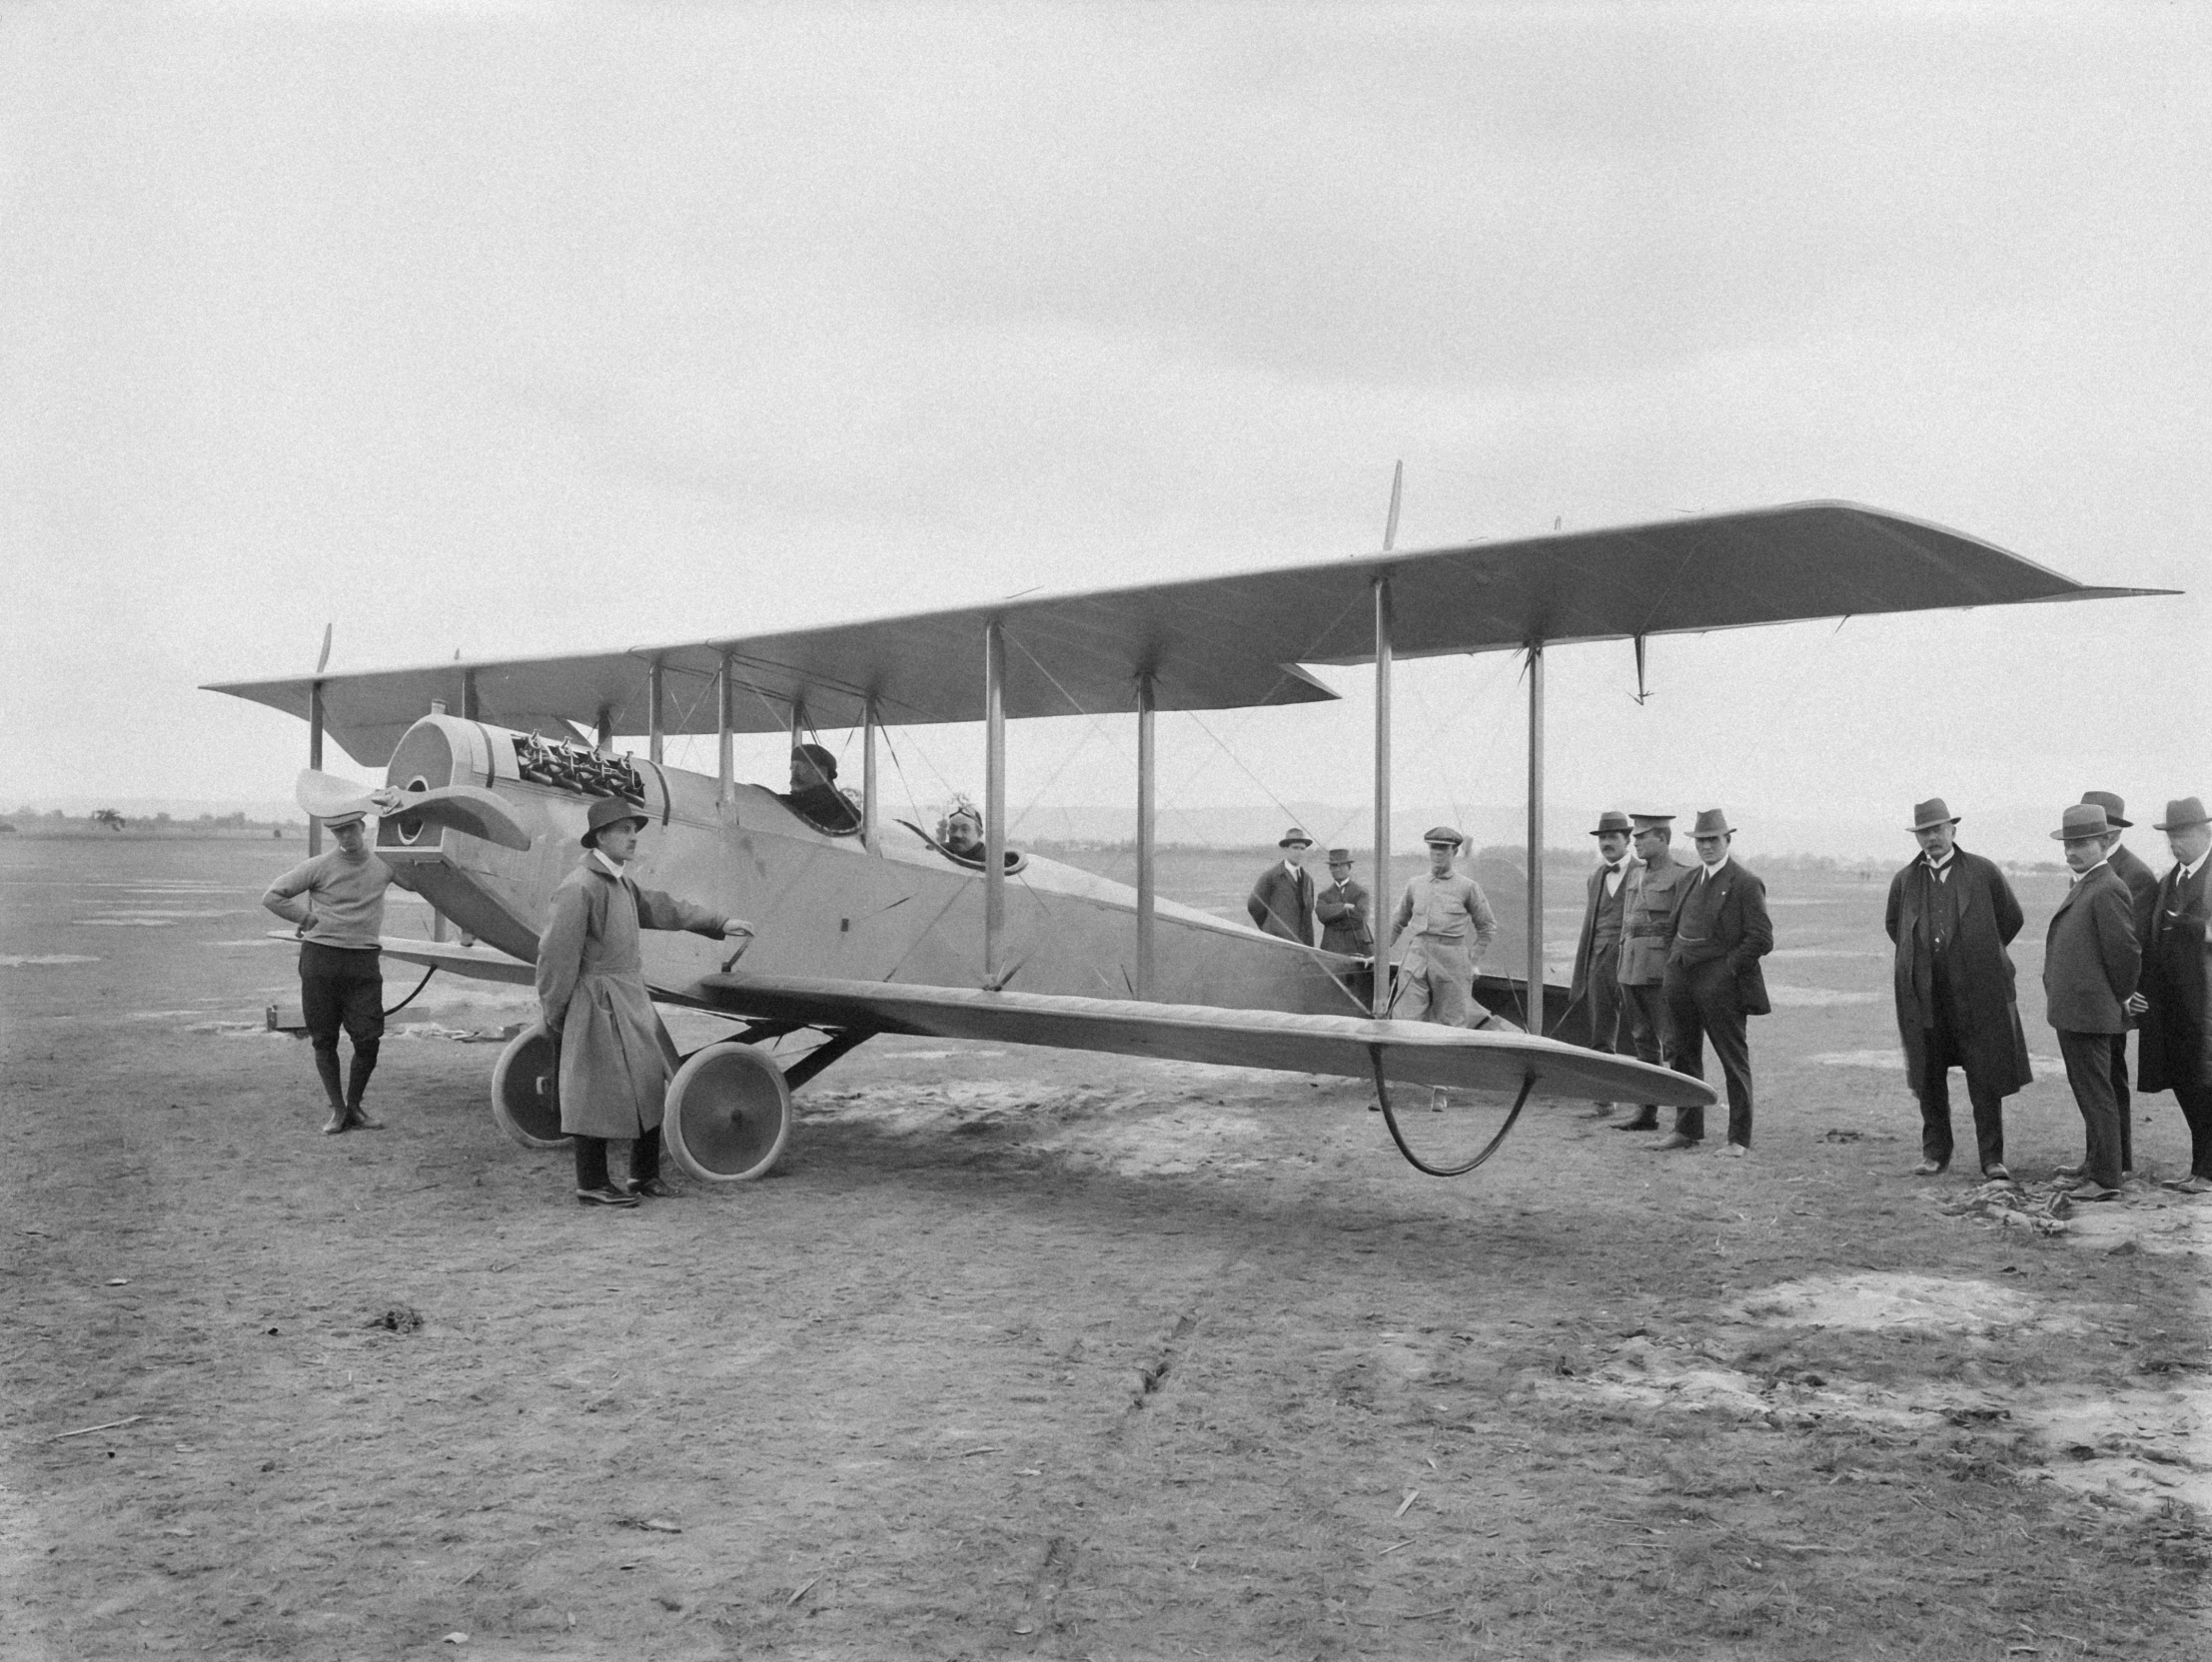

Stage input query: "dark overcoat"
[
  {"left": 2042, "top": 864, "right": 2141, "bottom": 1036},
  {"left": 1315, "top": 878, "right": 1373, "bottom": 955},
  {"left": 1247, "top": 862, "right": 1316, "bottom": 946},
  {"left": 536, "top": 860, "right": 728, "bottom": 1139},
  {"left": 2137, "top": 860, "right": 2211, "bottom": 1092},
  {"left": 1883, "top": 849, "right": 2032, "bottom": 1099}
]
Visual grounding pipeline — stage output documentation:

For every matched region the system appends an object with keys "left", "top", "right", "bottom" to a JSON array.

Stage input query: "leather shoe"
[
  {"left": 2052, "top": 1162, "right": 2084, "bottom": 1180},
  {"left": 575, "top": 1186, "right": 640, "bottom": 1209},
  {"left": 1613, "top": 1115, "right": 1660, "bottom": 1133},
  {"left": 627, "top": 1178, "right": 678, "bottom": 1200},
  {"left": 1980, "top": 1163, "right": 2011, "bottom": 1182},
  {"left": 1650, "top": 1133, "right": 1698, "bottom": 1152},
  {"left": 2159, "top": 1174, "right": 2212, "bottom": 1195},
  {"left": 2069, "top": 1184, "right": 2122, "bottom": 1204},
  {"left": 344, "top": 1109, "right": 385, "bottom": 1131},
  {"left": 321, "top": 1109, "right": 348, "bottom": 1136},
  {"left": 1912, "top": 1159, "right": 1947, "bottom": 1176},
  {"left": 1722, "top": 1142, "right": 1748, "bottom": 1158}
]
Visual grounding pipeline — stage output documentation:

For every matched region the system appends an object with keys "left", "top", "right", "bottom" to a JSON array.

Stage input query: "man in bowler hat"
[
  {"left": 1569, "top": 810, "right": 1639, "bottom": 1065},
  {"left": 1884, "top": 799, "right": 2033, "bottom": 1180},
  {"left": 1613, "top": 813, "right": 1697, "bottom": 1133},
  {"left": 2042, "top": 802, "right": 2142, "bottom": 1201},
  {"left": 2131, "top": 797, "right": 2212, "bottom": 1194},
  {"left": 1655, "top": 808, "right": 1772, "bottom": 1156},
  {"left": 537, "top": 796, "right": 755, "bottom": 1208},
  {"left": 1247, "top": 828, "right": 1318, "bottom": 946},
  {"left": 1315, "top": 848, "right": 1374, "bottom": 956}
]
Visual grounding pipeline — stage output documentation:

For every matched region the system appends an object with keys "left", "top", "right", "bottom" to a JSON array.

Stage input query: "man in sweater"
[
  {"left": 1884, "top": 799, "right": 2032, "bottom": 1180},
  {"left": 2132, "top": 797, "right": 2212, "bottom": 1194},
  {"left": 262, "top": 804, "right": 415, "bottom": 1135},
  {"left": 2043, "top": 801, "right": 2143, "bottom": 1201}
]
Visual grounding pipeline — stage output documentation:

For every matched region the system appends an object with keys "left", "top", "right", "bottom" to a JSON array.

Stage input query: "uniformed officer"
[
  {"left": 1386, "top": 827, "right": 1499, "bottom": 1028},
  {"left": 1612, "top": 813, "right": 1696, "bottom": 1133}
]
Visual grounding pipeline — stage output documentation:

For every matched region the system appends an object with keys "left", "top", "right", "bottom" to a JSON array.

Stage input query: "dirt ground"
[{"left": 3, "top": 835, "right": 2208, "bottom": 1661}]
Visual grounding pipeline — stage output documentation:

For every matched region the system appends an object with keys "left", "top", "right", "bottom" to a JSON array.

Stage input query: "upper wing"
[
  {"left": 368, "top": 939, "right": 1709, "bottom": 1106},
  {"left": 205, "top": 500, "right": 2172, "bottom": 765}
]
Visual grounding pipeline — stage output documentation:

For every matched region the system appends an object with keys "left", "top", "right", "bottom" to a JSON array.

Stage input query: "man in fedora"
[
  {"left": 1613, "top": 812, "right": 1697, "bottom": 1133},
  {"left": 1569, "top": 810, "right": 1639, "bottom": 1075},
  {"left": 538, "top": 796, "right": 756, "bottom": 1208},
  {"left": 2131, "top": 797, "right": 2212, "bottom": 1194},
  {"left": 1884, "top": 799, "right": 2032, "bottom": 1180},
  {"left": 1247, "top": 828, "right": 1318, "bottom": 946},
  {"left": 1315, "top": 847, "right": 1374, "bottom": 957},
  {"left": 1386, "top": 827, "right": 1499, "bottom": 1029},
  {"left": 2042, "top": 802, "right": 2142, "bottom": 1202},
  {"left": 2081, "top": 792, "right": 2158, "bottom": 1171},
  {"left": 263, "top": 798, "right": 417, "bottom": 1135},
  {"left": 1656, "top": 808, "right": 1771, "bottom": 1156}
]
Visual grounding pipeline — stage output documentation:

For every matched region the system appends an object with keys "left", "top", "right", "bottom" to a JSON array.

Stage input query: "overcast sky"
[{"left": 4, "top": 1, "right": 2205, "bottom": 862}]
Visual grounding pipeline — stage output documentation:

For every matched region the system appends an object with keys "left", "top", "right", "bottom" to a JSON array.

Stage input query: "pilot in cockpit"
[
  {"left": 939, "top": 803, "right": 985, "bottom": 862},
  {"left": 783, "top": 742, "right": 863, "bottom": 835}
]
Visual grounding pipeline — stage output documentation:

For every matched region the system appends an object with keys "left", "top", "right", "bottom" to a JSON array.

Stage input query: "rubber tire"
[
  {"left": 662, "top": 1043, "right": 792, "bottom": 1183},
  {"left": 490, "top": 1021, "right": 569, "bottom": 1150}
]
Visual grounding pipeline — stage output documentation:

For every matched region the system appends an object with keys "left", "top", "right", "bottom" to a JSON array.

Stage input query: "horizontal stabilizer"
[{"left": 683, "top": 970, "right": 1714, "bottom": 1107}]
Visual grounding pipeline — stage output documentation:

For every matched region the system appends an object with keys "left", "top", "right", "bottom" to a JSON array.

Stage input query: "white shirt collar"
[
  {"left": 1700, "top": 853, "right": 1731, "bottom": 878},
  {"left": 591, "top": 849, "right": 628, "bottom": 878},
  {"left": 1924, "top": 848, "right": 1955, "bottom": 872},
  {"left": 2070, "top": 858, "right": 2109, "bottom": 885}
]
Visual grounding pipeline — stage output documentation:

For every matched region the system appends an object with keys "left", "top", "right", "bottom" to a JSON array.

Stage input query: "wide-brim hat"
[
  {"left": 1908, "top": 798, "right": 1960, "bottom": 833},
  {"left": 2051, "top": 803, "right": 2115, "bottom": 842},
  {"left": 1326, "top": 848, "right": 1353, "bottom": 864},
  {"left": 1278, "top": 827, "right": 1313, "bottom": 848},
  {"left": 2078, "top": 790, "right": 2131, "bottom": 829},
  {"left": 1422, "top": 825, "right": 1464, "bottom": 848},
  {"left": 1689, "top": 808, "right": 1733, "bottom": 838},
  {"left": 2153, "top": 796, "right": 2209, "bottom": 831},
  {"left": 581, "top": 794, "right": 649, "bottom": 847},
  {"left": 1589, "top": 809, "right": 1634, "bottom": 837}
]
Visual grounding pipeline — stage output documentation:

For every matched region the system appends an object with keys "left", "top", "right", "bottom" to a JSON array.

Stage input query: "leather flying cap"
[
  {"left": 1589, "top": 809, "right": 1634, "bottom": 837},
  {"left": 792, "top": 742, "right": 838, "bottom": 776},
  {"left": 1422, "top": 825, "right": 1464, "bottom": 848},
  {"left": 1278, "top": 827, "right": 1313, "bottom": 848},
  {"left": 581, "top": 794, "right": 649, "bottom": 847},
  {"left": 2153, "top": 796, "right": 2209, "bottom": 830},
  {"left": 2078, "top": 790, "right": 2131, "bottom": 829},
  {"left": 2051, "top": 803, "right": 2116, "bottom": 842},
  {"left": 1908, "top": 798, "right": 1960, "bottom": 832},
  {"left": 1689, "top": 808, "right": 1733, "bottom": 838},
  {"left": 1326, "top": 848, "right": 1353, "bottom": 864}
]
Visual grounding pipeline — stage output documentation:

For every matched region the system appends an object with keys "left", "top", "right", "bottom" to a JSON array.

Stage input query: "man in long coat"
[
  {"left": 538, "top": 796, "right": 753, "bottom": 1207},
  {"left": 1613, "top": 813, "right": 1697, "bottom": 1133},
  {"left": 1569, "top": 809, "right": 1639, "bottom": 1060},
  {"left": 2043, "top": 802, "right": 2142, "bottom": 1201},
  {"left": 1884, "top": 799, "right": 2032, "bottom": 1180},
  {"left": 1656, "top": 808, "right": 1772, "bottom": 1157},
  {"left": 2133, "top": 797, "right": 2212, "bottom": 1194},
  {"left": 1315, "top": 847, "right": 1374, "bottom": 956},
  {"left": 1246, "top": 827, "right": 1317, "bottom": 945},
  {"left": 2082, "top": 791, "right": 2158, "bottom": 1169}
]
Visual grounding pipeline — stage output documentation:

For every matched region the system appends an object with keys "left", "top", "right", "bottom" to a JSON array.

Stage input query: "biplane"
[{"left": 206, "top": 500, "right": 2168, "bottom": 1182}]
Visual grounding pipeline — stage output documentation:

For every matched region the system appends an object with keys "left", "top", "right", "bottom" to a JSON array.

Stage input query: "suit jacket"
[
  {"left": 1247, "top": 861, "right": 1316, "bottom": 946},
  {"left": 1569, "top": 857, "right": 1639, "bottom": 1002},
  {"left": 2137, "top": 858, "right": 2210, "bottom": 1091},
  {"left": 2041, "top": 863, "right": 2141, "bottom": 1035},
  {"left": 1883, "top": 848, "right": 2031, "bottom": 1097},
  {"left": 1661, "top": 859, "right": 1773, "bottom": 1016},
  {"left": 1315, "top": 877, "right": 1373, "bottom": 954}
]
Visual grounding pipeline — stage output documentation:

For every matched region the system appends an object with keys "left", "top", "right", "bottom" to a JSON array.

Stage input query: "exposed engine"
[{"left": 511, "top": 731, "right": 644, "bottom": 802}]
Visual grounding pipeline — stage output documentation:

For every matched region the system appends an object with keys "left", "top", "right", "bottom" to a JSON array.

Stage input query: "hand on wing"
[
  {"left": 367, "top": 787, "right": 406, "bottom": 814},
  {"left": 722, "top": 920, "right": 755, "bottom": 965}
]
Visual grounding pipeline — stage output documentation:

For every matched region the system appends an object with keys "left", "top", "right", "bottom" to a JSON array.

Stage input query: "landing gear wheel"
[
  {"left": 491, "top": 1022, "right": 569, "bottom": 1150},
  {"left": 662, "top": 1043, "right": 792, "bottom": 1183}
]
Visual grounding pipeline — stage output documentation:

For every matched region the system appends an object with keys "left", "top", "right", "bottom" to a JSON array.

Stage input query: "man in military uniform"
[
  {"left": 1246, "top": 827, "right": 1317, "bottom": 945},
  {"left": 1386, "top": 827, "right": 1498, "bottom": 1027},
  {"left": 2082, "top": 791, "right": 2158, "bottom": 1173},
  {"left": 2133, "top": 797, "right": 2212, "bottom": 1194},
  {"left": 1656, "top": 808, "right": 1772, "bottom": 1157},
  {"left": 1884, "top": 798, "right": 2032, "bottom": 1180},
  {"left": 1613, "top": 812, "right": 1696, "bottom": 1133},
  {"left": 1569, "top": 809, "right": 1638, "bottom": 1066},
  {"left": 1315, "top": 848, "right": 1374, "bottom": 956}
]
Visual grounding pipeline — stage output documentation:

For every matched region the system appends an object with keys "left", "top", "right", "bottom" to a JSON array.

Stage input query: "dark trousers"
[
  {"left": 1585, "top": 953, "right": 1624, "bottom": 1053},
  {"left": 1619, "top": 981, "right": 1668, "bottom": 1120},
  {"left": 1663, "top": 960, "right": 1753, "bottom": 1147},
  {"left": 300, "top": 942, "right": 382, "bottom": 1109},
  {"left": 2107, "top": 1034, "right": 2134, "bottom": 1172},
  {"left": 2056, "top": 1029, "right": 2125, "bottom": 1190},
  {"left": 2172, "top": 1081, "right": 2212, "bottom": 1180},
  {"left": 1916, "top": 1055, "right": 2007, "bottom": 1172},
  {"left": 573, "top": 1127, "right": 661, "bottom": 1192}
]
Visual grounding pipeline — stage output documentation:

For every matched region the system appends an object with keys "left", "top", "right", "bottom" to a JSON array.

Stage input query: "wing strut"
[
  {"left": 1136, "top": 671, "right": 1158, "bottom": 998},
  {"left": 1526, "top": 641, "right": 1546, "bottom": 1036},
  {"left": 862, "top": 695, "right": 881, "bottom": 854},
  {"left": 983, "top": 620, "right": 1007, "bottom": 986},
  {"left": 1372, "top": 573, "right": 1394, "bottom": 1016},
  {"left": 308, "top": 679, "right": 327, "bottom": 855},
  {"left": 717, "top": 650, "right": 736, "bottom": 805},
  {"left": 1370, "top": 1045, "right": 1534, "bottom": 1177}
]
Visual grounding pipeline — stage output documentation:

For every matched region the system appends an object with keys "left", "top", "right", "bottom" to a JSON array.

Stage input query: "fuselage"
[{"left": 373, "top": 714, "right": 1368, "bottom": 1018}]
